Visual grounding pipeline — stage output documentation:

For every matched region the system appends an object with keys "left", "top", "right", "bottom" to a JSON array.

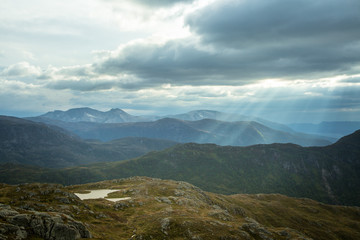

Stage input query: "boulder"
[{"left": 1, "top": 205, "right": 91, "bottom": 240}]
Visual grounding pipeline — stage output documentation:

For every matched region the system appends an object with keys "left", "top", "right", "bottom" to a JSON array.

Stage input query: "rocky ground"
[{"left": 0, "top": 177, "right": 359, "bottom": 240}]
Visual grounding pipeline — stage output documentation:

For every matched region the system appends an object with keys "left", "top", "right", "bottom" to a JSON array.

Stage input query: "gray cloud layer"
[
  {"left": 186, "top": 0, "right": 360, "bottom": 73},
  {"left": 91, "top": 0, "right": 360, "bottom": 88}
]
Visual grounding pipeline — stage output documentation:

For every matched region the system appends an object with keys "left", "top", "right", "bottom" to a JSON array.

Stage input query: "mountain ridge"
[
  {"left": 0, "top": 116, "right": 177, "bottom": 168},
  {"left": 1, "top": 128, "right": 359, "bottom": 206},
  {"left": 28, "top": 116, "right": 332, "bottom": 147},
  {"left": 38, "top": 107, "right": 296, "bottom": 133},
  {"left": 40, "top": 107, "right": 147, "bottom": 123}
]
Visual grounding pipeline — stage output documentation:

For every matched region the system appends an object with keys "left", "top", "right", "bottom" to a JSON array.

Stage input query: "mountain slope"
[
  {"left": 0, "top": 116, "right": 177, "bottom": 168},
  {"left": 28, "top": 117, "right": 332, "bottom": 146},
  {"left": 1, "top": 130, "right": 359, "bottom": 206},
  {"left": 167, "top": 109, "right": 294, "bottom": 133},
  {"left": 1, "top": 177, "right": 359, "bottom": 240},
  {"left": 39, "top": 108, "right": 295, "bottom": 133},
  {"left": 289, "top": 121, "right": 360, "bottom": 138}
]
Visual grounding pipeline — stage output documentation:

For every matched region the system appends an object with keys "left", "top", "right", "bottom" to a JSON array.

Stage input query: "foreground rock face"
[{"left": 0, "top": 204, "right": 91, "bottom": 240}]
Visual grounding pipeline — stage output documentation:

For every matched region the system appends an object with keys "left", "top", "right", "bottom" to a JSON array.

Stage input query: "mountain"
[
  {"left": 28, "top": 117, "right": 332, "bottom": 146},
  {"left": 1, "top": 129, "right": 359, "bottom": 206},
  {"left": 167, "top": 109, "right": 294, "bottom": 133},
  {"left": 289, "top": 121, "right": 360, "bottom": 138},
  {"left": 39, "top": 107, "right": 148, "bottom": 123},
  {"left": 0, "top": 177, "right": 359, "bottom": 239},
  {"left": 39, "top": 108, "right": 294, "bottom": 133},
  {"left": 0, "top": 116, "right": 177, "bottom": 168}
]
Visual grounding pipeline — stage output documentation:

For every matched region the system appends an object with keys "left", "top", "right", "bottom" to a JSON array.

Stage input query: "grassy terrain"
[{"left": 1, "top": 177, "right": 359, "bottom": 239}]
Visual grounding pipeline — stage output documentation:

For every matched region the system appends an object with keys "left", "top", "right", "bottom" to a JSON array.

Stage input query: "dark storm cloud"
[
  {"left": 94, "top": 0, "right": 360, "bottom": 88},
  {"left": 94, "top": 40, "right": 234, "bottom": 85},
  {"left": 46, "top": 79, "right": 115, "bottom": 91},
  {"left": 186, "top": 0, "right": 360, "bottom": 47},
  {"left": 186, "top": 0, "right": 360, "bottom": 73},
  {"left": 46, "top": 76, "right": 148, "bottom": 91}
]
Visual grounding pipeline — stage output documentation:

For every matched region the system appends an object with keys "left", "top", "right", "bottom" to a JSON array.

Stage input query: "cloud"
[
  {"left": 185, "top": 0, "right": 360, "bottom": 75},
  {"left": 103, "top": 0, "right": 194, "bottom": 8},
  {"left": 94, "top": 39, "right": 234, "bottom": 85},
  {"left": 1, "top": 62, "right": 42, "bottom": 77},
  {"left": 89, "top": 0, "right": 360, "bottom": 88},
  {"left": 186, "top": 0, "right": 360, "bottom": 47}
]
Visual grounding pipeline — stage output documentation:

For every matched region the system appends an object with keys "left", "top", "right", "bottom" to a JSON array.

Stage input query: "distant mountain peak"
[
  {"left": 109, "top": 108, "right": 123, "bottom": 111},
  {"left": 39, "top": 107, "right": 144, "bottom": 123}
]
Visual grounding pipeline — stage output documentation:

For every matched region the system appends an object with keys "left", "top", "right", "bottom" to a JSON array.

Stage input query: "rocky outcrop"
[{"left": 0, "top": 204, "right": 91, "bottom": 240}]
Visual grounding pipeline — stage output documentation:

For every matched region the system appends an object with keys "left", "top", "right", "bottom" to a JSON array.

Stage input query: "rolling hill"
[
  {"left": 0, "top": 116, "right": 177, "bottom": 168},
  {"left": 1, "top": 129, "right": 359, "bottom": 206}
]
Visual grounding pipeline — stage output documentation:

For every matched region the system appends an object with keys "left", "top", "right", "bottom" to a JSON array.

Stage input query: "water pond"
[{"left": 75, "top": 189, "right": 131, "bottom": 202}]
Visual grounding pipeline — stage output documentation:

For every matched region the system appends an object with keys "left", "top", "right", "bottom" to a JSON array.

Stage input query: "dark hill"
[
  {"left": 0, "top": 116, "right": 177, "bottom": 168},
  {"left": 1, "top": 129, "right": 359, "bottom": 206}
]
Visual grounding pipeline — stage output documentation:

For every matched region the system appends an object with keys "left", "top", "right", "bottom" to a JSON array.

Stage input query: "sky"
[{"left": 0, "top": 0, "right": 360, "bottom": 123}]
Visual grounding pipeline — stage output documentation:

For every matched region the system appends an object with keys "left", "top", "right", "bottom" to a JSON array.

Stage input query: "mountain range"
[
  {"left": 0, "top": 116, "right": 177, "bottom": 168},
  {"left": 29, "top": 115, "right": 333, "bottom": 147},
  {"left": 40, "top": 107, "right": 148, "bottom": 123},
  {"left": 1, "top": 115, "right": 359, "bottom": 206},
  {"left": 38, "top": 107, "right": 300, "bottom": 133}
]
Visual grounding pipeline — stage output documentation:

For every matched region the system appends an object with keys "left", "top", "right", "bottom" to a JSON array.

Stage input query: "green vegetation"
[
  {"left": 1, "top": 130, "right": 359, "bottom": 207},
  {"left": 1, "top": 177, "right": 359, "bottom": 239}
]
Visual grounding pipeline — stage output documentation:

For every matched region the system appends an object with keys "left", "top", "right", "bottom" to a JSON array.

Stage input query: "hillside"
[
  {"left": 289, "top": 121, "right": 360, "bottom": 138},
  {"left": 28, "top": 117, "right": 332, "bottom": 146},
  {"left": 38, "top": 108, "right": 293, "bottom": 134},
  {"left": 0, "top": 116, "right": 177, "bottom": 168},
  {"left": 1, "top": 130, "right": 359, "bottom": 206},
  {"left": 167, "top": 109, "right": 294, "bottom": 133},
  {"left": 0, "top": 177, "right": 359, "bottom": 239}
]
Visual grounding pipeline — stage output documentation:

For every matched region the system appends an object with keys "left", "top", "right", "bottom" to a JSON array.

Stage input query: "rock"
[
  {"left": 155, "top": 197, "right": 172, "bottom": 204},
  {"left": 208, "top": 209, "right": 232, "bottom": 221},
  {"left": 160, "top": 217, "right": 170, "bottom": 235},
  {"left": 0, "top": 222, "right": 27, "bottom": 240},
  {"left": 174, "top": 189, "right": 185, "bottom": 196},
  {"left": 56, "top": 197, "right": 71, "bottom": 204},
  {"left": 0, "top": 208, "right": 19, "bottom": 219},
  {"left": 241, "top": 218, "right": 274, "bottom": 240},
  {"left": 9, "top": 214, "right": 31, "bottom": 226},
  {"left": 1, "top": 204, "right": 91, "bottom": 240},
  {"left": 50, "top": 223, "right": 81, "bottom": 240}
]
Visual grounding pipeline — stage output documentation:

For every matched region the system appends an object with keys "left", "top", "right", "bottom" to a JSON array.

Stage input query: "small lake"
[{"left": 75, "top": 189, "right": 131, "bottom": 202}]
